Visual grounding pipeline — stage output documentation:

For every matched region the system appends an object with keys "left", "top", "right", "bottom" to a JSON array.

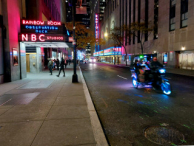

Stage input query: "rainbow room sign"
[
  {"left": 19, "top": 20, "right": 66, "bottom": 42},
  {"left": 21, "top": 20, "right": 64, "bottom": 34}
]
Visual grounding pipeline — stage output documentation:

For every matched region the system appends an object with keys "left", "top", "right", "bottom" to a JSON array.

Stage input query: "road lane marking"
[{"left": 117, "top": 75, "right": 128, "bottom": 80}]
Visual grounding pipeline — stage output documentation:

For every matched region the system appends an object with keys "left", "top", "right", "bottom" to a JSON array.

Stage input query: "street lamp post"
[
  {"left": 72, "top": 0, "right": 78, "bottom": 83},
  {"left": 114, "top": 46, "right": 116, "bottom": 65}
]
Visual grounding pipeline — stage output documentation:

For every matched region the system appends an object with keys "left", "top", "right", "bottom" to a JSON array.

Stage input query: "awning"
[{"left": 21, "top": 42, "right": 73, "bottom": 48}]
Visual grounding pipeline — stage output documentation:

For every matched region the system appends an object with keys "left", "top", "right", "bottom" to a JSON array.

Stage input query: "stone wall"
[{"left": 100, "top": 0, "right": 194, "bottom": 68}]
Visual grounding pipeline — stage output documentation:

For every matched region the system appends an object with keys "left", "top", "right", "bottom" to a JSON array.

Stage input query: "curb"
[
  {"left": 79, "top": 66, "right": 109, "bottom": 146},
  {"left": 166, "top": 72, "right": 194, "bottom": 77}
]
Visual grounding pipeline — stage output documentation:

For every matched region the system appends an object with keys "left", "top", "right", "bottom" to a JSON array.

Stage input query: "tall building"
[
  {"left": 66, "top": 0, "right": 91, "bottom": 59},
  {"left": 90, "top": 0, "right": 106, "bottom": 55},
  {"left": 66, "top": 0, "right": 90, "bottom": 25},
  {"left": 94, "top": 0, "right": 194, "bottom": 70},
  {"left": 0, "top": 0, "right": 70, "bottom": 83}
]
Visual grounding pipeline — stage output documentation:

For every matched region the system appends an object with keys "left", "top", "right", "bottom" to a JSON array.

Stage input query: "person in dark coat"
[
  {"left": 150, "top": 57, "right": 163, "bottom": 88},
  {"left": 150, "top": 57, "right": 163, "bottom": 69},
  {"left": 56, "top": 58, "right": 65, "bottom": 77},
  {"left": 64, "top": 58, "right": 68, "bottom": 68},
  {"left": 56, "top": 59, "right": 59, "bottom": 70},
  {"left": 48, "top": 58, "right": 53, "bottom": 75}
]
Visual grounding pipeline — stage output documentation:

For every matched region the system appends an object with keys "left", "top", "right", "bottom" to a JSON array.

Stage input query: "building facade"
[
  {"left": 90, "top": 0, "right": 106, "bottom": 56},
  {"left": 95, "top": 0, "right": 193, "bottom": 69},
  {"left": 0, "top": 0, "right": 70, "bottom": 83}
]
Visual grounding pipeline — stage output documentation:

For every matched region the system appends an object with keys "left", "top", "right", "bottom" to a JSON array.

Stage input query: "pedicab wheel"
[
  {"left": 132, "top": 78, "right": 139, "bottom": 89},
  {"left": 161, "top": 81, "right": 171, "bottom": 95}
]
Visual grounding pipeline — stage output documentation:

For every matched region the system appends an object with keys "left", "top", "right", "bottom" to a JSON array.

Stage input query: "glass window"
[
  {"left": 145, "top": 0, "right": 148, "bottom": 41},
  {"left": 181, "top": 0, "right": 188, "bottom": 28},
  {"left": 133, "top": 0, "right": 135, "bottom": 44},
  {"left": 129, "top": 0, "right": 131, "bottom": 44},
  {"left": 154, "top": 0, "right": 159, "bottom": 39},
  {"left": 170, "top": 0, "right": 176, "bottom": 31}
]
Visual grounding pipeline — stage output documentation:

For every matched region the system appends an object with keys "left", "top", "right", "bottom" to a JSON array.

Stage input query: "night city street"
[
  {"left": 81, "top": 62, "right": 194, "bottom": 146},
  {"left": 1, "top": 0, "right": 194, "bottom": 145}
]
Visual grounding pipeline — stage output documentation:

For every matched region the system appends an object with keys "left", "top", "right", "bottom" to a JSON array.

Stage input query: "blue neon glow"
[
  {"left": 25, "top": 25, "right": 59, "bottom": 33},
  {"left": 164, "top": 90, "right": 171, "bottom": 95},
  {"left": 161, "top": 82, "right": 171, "bottom": 95},
  {"left": 159, "top": 69, "right": 166, "bottom": 74},
  {"left": 67, "top": 30, "right": 70, "bottom": 36},
  {"left": 133, "top": 79, "right": 137, "bottom": 87}
]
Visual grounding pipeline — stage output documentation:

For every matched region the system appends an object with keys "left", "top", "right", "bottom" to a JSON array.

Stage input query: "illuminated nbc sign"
[
  {"left": 19, "top": 34, "right": 64, "bottom": 42},
  {"left": 19, "top": 20, "right": 67, "bottom": 42}
]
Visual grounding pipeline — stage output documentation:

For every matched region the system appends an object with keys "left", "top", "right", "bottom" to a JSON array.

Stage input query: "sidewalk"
[
  {"left": 0, "top": 64, "right": 108, "bottom": 146},
  {"left": 165, "top": 67, "right": 194, "bottom": 77},
  {"left": 97, "top": 62, "right": 194, "bottom": 77}
]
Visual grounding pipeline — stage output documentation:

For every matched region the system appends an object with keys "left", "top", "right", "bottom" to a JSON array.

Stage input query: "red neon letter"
[
  {"left": 31, "top": 34, "right": 37, "bottom": 41},
  {"left": 22, "top": 34, "right": 28, "bottom": 41},
  {"left": 22, "top": 20, "right": 26, "bottom": 24},
  {"left": 39, "top": 34, "right": 45, "bottom": 41}
]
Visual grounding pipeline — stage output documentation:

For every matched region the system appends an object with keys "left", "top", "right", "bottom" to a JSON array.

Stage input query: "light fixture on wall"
[
  {"left": 181, "top": 46, "right": 185, "bottom": 50},
  {"left": 104, "top": 32, "right": 108, "bottom": 38}
]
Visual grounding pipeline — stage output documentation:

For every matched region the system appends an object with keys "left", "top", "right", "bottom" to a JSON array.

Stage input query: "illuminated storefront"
[
  {"left": 19, "top": 20, "right": 70, "bottom": 75},
  {"left": 94, "top": 47, "right": 122, "bottom": 64},
  {"left": 0, "top": 0, "right": 66, "bottom": 83}
]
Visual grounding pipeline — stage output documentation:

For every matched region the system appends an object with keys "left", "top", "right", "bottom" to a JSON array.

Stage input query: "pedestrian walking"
[
  {"left": 56, "top": 57, "right": 65, "bottom": 77},
  {"left": 56, "top": 59, "right": 59, "bottom": 70},
  {"left": 48, "top": 58, "right": 53, "bottom": 75},
  {"left": 64, "top": 58, "right": 68, "bottom": 68},
  {"left": 52, "top": 59, "right": 56, "bottom": 70}
]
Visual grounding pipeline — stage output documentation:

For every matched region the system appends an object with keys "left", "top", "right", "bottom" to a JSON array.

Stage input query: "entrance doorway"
[{"left": 26, "top": 54, "right": 30, "bottom": 72}]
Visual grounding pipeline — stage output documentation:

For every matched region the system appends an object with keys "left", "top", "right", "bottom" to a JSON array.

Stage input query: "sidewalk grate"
[{"left": 144, "top": 126, "right": 185, "bottom": 145}]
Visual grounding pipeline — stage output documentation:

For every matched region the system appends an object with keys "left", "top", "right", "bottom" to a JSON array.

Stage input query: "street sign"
[{"left": 69, "top": 37, "right": 73, "bottom": 42}]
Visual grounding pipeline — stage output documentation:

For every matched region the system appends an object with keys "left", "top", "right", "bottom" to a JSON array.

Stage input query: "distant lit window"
[
  {"left": 170, "top": 0, "right": 176, "bottom": 31},
  {"left": 181, "top": 0, "right": 188, "bottom": 28}
]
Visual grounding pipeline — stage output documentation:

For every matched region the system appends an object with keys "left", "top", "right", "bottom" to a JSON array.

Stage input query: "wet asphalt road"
[{"left": 80, "top": 62, "right": 194, "bottom": 146}]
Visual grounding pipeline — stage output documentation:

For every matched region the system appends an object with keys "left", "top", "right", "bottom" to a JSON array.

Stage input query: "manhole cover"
[{"left": 144, "top": 126, "right": 185, "bottom": 145}]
